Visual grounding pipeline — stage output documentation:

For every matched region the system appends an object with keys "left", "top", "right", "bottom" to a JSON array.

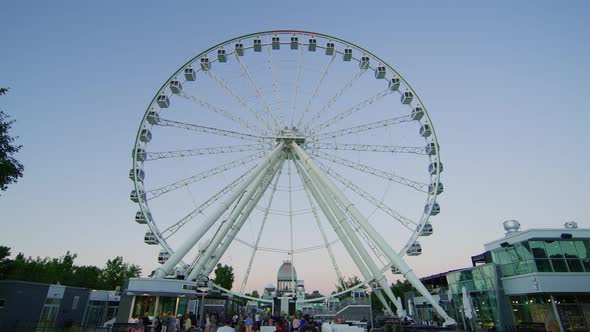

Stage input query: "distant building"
[
  {"left": 405, "top": 221, "right": 590, "bottom": 331},
  {"left": 0, "top": 280, "right": 119, "bottom": 331}
]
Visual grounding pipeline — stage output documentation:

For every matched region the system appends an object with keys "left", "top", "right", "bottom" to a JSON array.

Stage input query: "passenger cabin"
[
  {"left": 424, "top": 202, "right": 440, "bottom": 216},
  {"left": 146, "top": 110, "right": 160, "bottom": 125},
  {"left": 343, "top": 47, "right": 352, "bottom": 61},
  {"left": 140, "top": 129, "right": 152, "bottom": 143},
  {"left": 428, "top": 161, "right": 444, "bottom": 175},
  {"left": 290, "top": 36, "right": 299, "bottom": 49},
  {"left": 428, "top": 182, "right": 444, "bottom": 195},
  {"left": 217, "top": 49, "right": 227, "bottom": 62},
  {"left": 388, "top": 77, "right": 400, "bottom": 91},
  {"left": 135, "top": 210, "right": 151, "bottom": 224},
  {"left": 144, "top": 232, "right": 158, "bottom": 245},
  {"left": 401, "top": 91, "right": 414, "bottom": 104},
  {"left": 184, "top": 67, "right": 196, "bottom": 81},
  {"left": 419, "top": 124, "right": 432, "bottom": 138},
  {"left": 129, "top": 169, "right": 145, "bottom": 183},
  {"left": 375, "top": 65, "right": 386, "bottom": 79},
  {"left": 158, "top": 250, "right": 171, "bottom": 264},
  {"left": 130, "top": 189, "right": 146, "bottom": 203},
  {"left": 359, "top": 56, "right": 370, "bottom": 69},
  {"left": 272, "top": 36, "right": 280, "bottom": 50},
  {"left": 308, "top": 38, "right": 317, "bottom": 51},
  {"left": 325, "top": 42, "right": 335, "bottom": 55},
  {"left": 253, "top": 38, "right": 262, "bottom": 52},
  {"left": 391, "top": 266, "right": 402, "bottom": 274},
  {"left": 419, "top": 222, "right": 434, "bottom": 236},
  {"left": 407, "top": 242, "right": 422, "bottom": 256},
  {"left": 156, "top": 95, "right": 170, "bottom": 108},
  {"left": 425, "top": 142, "right": 439, "bottom": 155},
  {"left": 200, "top": 57, "right": 211, "bottom": 71},
  {"left": 235, "top": 42, "right": 244, "bottom": 56},
  {"left": 411, "top": 106, "right": 424, "bottom": 120},
  {"left": 169, "top": 80, "right": 182, "bottom": 94},
  {"left": 134, "top": 148, "right": 146, "bottom": 162}
]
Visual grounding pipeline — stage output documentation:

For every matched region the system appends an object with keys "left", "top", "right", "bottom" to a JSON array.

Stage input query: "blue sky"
[{"left": 1, "top": 1, "right": 589, "bottom": 294}]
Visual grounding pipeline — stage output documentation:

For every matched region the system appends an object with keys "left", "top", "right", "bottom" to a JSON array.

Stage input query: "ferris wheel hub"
[{"left": 275, "top": 126, "right": 306, "bottom": 146}]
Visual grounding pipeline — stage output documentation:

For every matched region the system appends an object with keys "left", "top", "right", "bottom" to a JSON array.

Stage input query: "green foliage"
[
  {"left": 251, "top": 289, "right": 260, "bottom": 298},
  {"left": 334, "top": 275, "right": 364, "bottom": 299},
  {"left": 213, "top": 263, "right": 234, "bottom": 290},
  {"left": 0, "top": 245, "right": 141, "bottom": 290},
  {"left": 370, "top": 280, "right": 416, "bottom": 315},
  {"left": 0, "top": 88, "right": 24, "bottom": 193}
]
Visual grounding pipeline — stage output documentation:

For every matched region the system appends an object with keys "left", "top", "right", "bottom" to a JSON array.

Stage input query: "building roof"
[
  {"left": 484, "top": 227, "right": 590, "bottom": 251},
  {"left": 277, "top": 260, "right": 297, "bottom": 281}
]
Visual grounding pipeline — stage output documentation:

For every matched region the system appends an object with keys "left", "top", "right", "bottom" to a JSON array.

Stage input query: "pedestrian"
[
  {"left": 162, "top": 312, "right": 169, "bottom": 332},
  {"left": 245, "top": 315, "right": 253, "bottom": 332},
  {"left": 144, "top": 312, "right": 152, "bottom": 332},
  {"left": 218, "top": 319, "right": 236, "bottom": 332},
  {"left": 167, "top": 311, "right": 177, "bottom": 332}
]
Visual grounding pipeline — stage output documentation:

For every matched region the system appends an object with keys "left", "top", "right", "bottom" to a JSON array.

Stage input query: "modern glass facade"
[
  {"left": 491, "top": 239, "right": 590, "bottom": 277},
  {"left": 447, "top": 264, "right": 504, "bottom": 331},
  {"left": 510, "top": 294, "right": 590, "bottom": 331}
]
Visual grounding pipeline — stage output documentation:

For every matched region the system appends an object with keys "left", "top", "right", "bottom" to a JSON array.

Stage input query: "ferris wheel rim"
[{"left": 131, "top": 30, "right": 443, "bottom": 293}]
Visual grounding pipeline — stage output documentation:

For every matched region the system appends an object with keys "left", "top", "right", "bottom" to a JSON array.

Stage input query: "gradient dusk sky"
[{"left": 1, "top": 1, "right": 589, "bottom": 295}]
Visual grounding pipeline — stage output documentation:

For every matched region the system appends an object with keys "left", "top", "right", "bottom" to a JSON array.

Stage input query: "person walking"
[{"left": 245, "top": 315, "right": 253, "bottom": 332}]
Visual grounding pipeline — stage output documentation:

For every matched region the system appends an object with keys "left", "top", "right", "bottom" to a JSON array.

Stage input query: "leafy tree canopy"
[
  {"left": 0, "top": 245, "right": 141, "bottom": 290},
  {"left": 0, "top": 88, "right": 24, "bottom": 193},
  {"left": 213, "top": 263, "right": 235, "bottom": 290}
]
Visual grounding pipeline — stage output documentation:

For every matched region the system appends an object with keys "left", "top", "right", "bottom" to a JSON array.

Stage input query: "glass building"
[{"left": 407, "top": 221, "right": 590, "bottom": 331}]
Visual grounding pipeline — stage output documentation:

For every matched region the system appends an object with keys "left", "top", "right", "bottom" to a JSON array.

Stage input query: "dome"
[
  {"left": 264, "top": 283, "right": 276, "bottom": 290},
  {"left": 277, "top": 260, "right": 297, "bottom": 281}
]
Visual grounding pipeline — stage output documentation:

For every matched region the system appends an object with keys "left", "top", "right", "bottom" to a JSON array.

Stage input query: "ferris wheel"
[{"left": 129, "top": 30, "right": 454, "bottom": 325}]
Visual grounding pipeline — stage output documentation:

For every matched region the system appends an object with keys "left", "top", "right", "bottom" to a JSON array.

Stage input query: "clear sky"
[{"left": 1, "top": 1, "right": 589, "bottom": 295}]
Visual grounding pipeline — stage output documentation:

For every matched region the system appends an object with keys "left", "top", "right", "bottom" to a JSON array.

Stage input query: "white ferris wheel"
[{"left": 129, "top": 30, "right": 454, "bottom": 325}]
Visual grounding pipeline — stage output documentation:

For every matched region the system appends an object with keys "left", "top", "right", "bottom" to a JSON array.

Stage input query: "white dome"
[{"left": 277, "top": 261, "right": 297, "bottom": 281}]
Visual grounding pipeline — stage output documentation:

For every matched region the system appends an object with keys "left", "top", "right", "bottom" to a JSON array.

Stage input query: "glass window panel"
[
  {"left": 535, "top": 259, "right": 553, "bottom": 272},
  {"left": 575, "top": 241, "right": 589, "bottom": 259},
  {"left": 514, "top": 260, "right": 536, "bottom": 275},
  {"left": 514, "top": 242, "right": 535, "bottom": 261},
  {"left": 551, "top": 258, "right": 568, "bottom": 272},
  {"left": 582, "top": 259, "right": 590, "bottom": 272},
  {"left": 567, "top": 259, "right": 584, "bottom": 272},
  {"left": 496, "top": 249, "right": 512, "bottom": 265},
  {"left": 529, "top": 241, "right": 548, "bottom": 258},
  {"left": 501, "top": 263, "right": 516, "bottom": 277},
  {"left": 472, "top": 268, "right": 483, "bottom": 279},
  {"left": 560, "top": 241, "right": 579, "bottom": 258},
  {"left": 545, "top": 240, "right": 563, "bottom": 258}
]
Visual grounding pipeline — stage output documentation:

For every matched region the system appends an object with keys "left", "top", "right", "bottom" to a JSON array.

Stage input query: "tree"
[
  {"left": 0, "top": 245, "right": 11, "bottom": 279},
  {"left": 251, "top": 289, "right": 260, "bottom": 298},
  {"left": 213, "top": 263, "right": 234, "bottom": 290},
  {"left": 334, "top": 275, "right": 365, "bottom": 300},
  {"left": 0, "top": 88, "right": 24, "bottom": 193},
  {"left": 100, "top": 256, "right": 142, "bottom": 290}
]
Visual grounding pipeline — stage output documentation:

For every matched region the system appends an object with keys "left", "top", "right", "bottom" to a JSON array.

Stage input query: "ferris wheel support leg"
[
  {"left": 187, "top": 152, "right": 285, "bottom": 281},
  {"left": 295, "top": 157, "right": 404, "bottom": 316},
  {"left": 292, "top": 142, "right": 456, "bottom": 326},
  {"left": 201, "top": 158, "right": 286, "bottom": 277},
  {"left": 153, "top": 142, "right": 285, "bottom": 279},
  {"left": 294, "top": 160, "right": 397, "bottom": 316}
]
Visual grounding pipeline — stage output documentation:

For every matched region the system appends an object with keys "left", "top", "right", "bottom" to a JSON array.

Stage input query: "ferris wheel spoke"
[
  {"left": 189, "top": 155, "right": 286, "bottom": 280},
  {"left": 205, "top": 70, "right": 274, "bottom": 131},
  {"left": 315, "top": 160, "right": 417, "bottom": 230},
  {"left": 178, "top": 91, "right": 264, "bottom": 134},
  {"left": 146, "top": 152, "right": 264, "bottom": 200},
  {"left": 311, "top": 113, "right": 414, "bottom": 140},
  {"left": 308, "top": 142, "right": 425, "bottom": 155},
  {"left": 300, "top": 172, "right": 345, "bottom": 283},
  {"left": 160, "top": 166, "right": 256, "bottom": 239},
  {"left": 302, "top": 68, "right": 368, "bottom": 132},
  {"left": 157, "top": 117, "right": 271, "bottom": 142},
  {"left": 296, "top": 53, "right": 337, "bottom": 128},
  {"left": 312, "top": 151, "right": 428, "bottom": 193},
  {"left": 267, "top": 41, "right": 285, "bottom": 126},
  {"left": 239, "top": 164, "right": 283, "bottom": 293},
  {"left": 289, "top": 46, "right": 304, "bottom": 126},
  {"left": 308, "top": 89, "right": 392, "bottom": 135},
  {"left": 146, "top": 144, "right": 269, "bottom": 161},
  {"left": 233, "top": 53, "right": 280, "bottom": 128}
]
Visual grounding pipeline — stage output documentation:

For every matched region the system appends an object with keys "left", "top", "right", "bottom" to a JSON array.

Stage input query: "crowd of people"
[{"left": 129, "top": 310, "right": 332, "bottom": 332}]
